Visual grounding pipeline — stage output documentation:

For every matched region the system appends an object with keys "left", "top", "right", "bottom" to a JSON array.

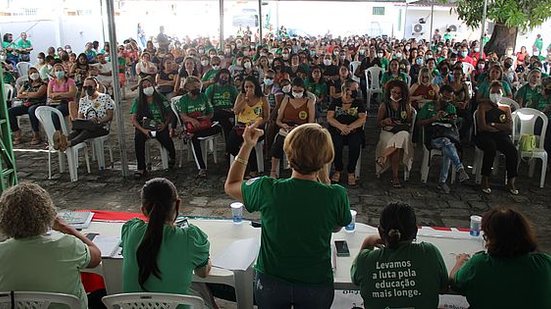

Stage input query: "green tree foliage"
[{"left": 443, "top": 0, "right": 551, "bottom": 31}]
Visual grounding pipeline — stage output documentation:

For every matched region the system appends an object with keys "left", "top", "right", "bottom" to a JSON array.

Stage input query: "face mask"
[
  {"left": 395, "top": 53, "right": 402, "bottom": 59},
  {"left": 333, "top": 51, "right": 339, "bottom": 56},
  {"left": 359, "top": 50, "right": 365, "bottom": 55},
  {"left": 489, "top": 93, "right": 502, "bottom": 103},
  {"left": 29, "top": 73, "right": 40, "bottom": 80},
  {"left": 282, "top": 53, "right": 289, "bottom": 60},
  {"left": 143, "top": 86, "right": 155, "bottom": 96},
  {"left": 38, "top": 58, "right": 44, "bottom": 64},
  {"left": 55, "top": 71, "right": 65, "bottom": 79},
  {"left": 474, "top": 47, "right": 480, "bottom": 53},
  {"left": 282, "top": 85, "right": 291, "bottom": 93},
  {"left": 66, "top": 49, "right": 72, "bottom": 53},
  {"left": 201, "top": 60, "right": 209, "bottom": 66},
  {"left": 292, "top": 91, "right": 303, "bottom": 98},
  {"left": 225, "top": 48, "right": 231, "bottom": 54},
  {"left": 212, "top": 65, "right": 220, "bottom": 70},
  {"left": 198, "top": 49, "right": 205, "bottom": 54},
  {"left": 268, "top": 59, "right": 274, "bottom": 65},
  {"left": 391, "top": 96, "right": 401, "bottom": 102},
  {"left": 323, "top": 59, "right": 332, "bottom": 66},
  {"left": 236, "top": 43, "right": 243, "bottom": 49},
  {"left": 478, "top": 63, "right": 485, "bottom": 70},
  {"left": 84, "top": 86, "right": 95, "bottom": 96},
  {"left": 377, "top": 53, "right": 384, "bottom": 58},
  {"left": 236, "top": 60, "right": 242, "bottom": 66},
  {"left": 351, "top": 90, "right": 358, "bottom": 98},
  {"left": 504, "top": 62, "right": 513, "bottom": 69},
  {"left": 461, "top": 51, "right": 468, "bottom": 58},
  {"left": 219, "top": 78, "right": 228, "bottom": 85},
  {"left": 264, "top": 78, "right": 274, "bottom": 86},
  {"left": 415, "top": 58, "right": 423, "bottom": 65},
  {"left": 243, "top": 62, "right": 252, "bottom": 69}
]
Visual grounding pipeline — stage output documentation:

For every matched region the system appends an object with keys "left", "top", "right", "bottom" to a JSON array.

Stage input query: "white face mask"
[
  {"left": 143, "top": 86, "right": 155, "bottom": 96},
  {"left": 236, "top": 60, "right": 242, "bottom": 66},
  {"left": 282, "top": 85, "right": 291, "bottom": 93},
  {"left": 29, "top": 73, "right": 40, "bottom": 80},
  {"left": 395, "top": 53, "right": 402, "bottom": 59},
  {"left": 377, "top": 53, "right": 384, "bottom": 58},
  {"left": 264, "top": 78, "right": 274, "bottom": 86},
  {"left": 490, "top": 93, "right": 502, "bottom": 103},
  {"left": 243, "top": 62, "right": 252, "bottom": 69},
  {"left": 38, "top": 58, "right": 44, "bottom": 64},
  {"left": 201, "top": 60, "right": 209, "bottom": 66},
  {"left": 225, "top": 48, "right": 231, "bottom": 54},
  {"left": 212, "top": 65, "right": 220, "bottom": 70},
  {"left": 282, "top": 53, "right": 289, "bottom": 60},
  {"left": 292, "top": 91, "right": 304, "bottom": 98},
  {"left": 323, "top": 59, "right": 332, "bottom": 66}
]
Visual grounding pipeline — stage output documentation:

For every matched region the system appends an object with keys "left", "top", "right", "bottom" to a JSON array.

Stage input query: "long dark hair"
[
  {"left": 136, "top": 178, "right": 178, "bottom": 290},
  {"left": 384, "top": 79, "right": 410, "bottom": 106},
  {"left": 136, "top": 77, "right": 168, "bottom": 122},
  {"left": 378, "top": 202, "right": 417, "bottom": 249}
]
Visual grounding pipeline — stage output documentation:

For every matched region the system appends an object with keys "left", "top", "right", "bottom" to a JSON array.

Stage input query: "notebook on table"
[{"left": 57, "top": 211, "right": 94, "bottom": 229}]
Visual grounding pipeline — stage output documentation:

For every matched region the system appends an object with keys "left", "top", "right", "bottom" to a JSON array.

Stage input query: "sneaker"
[
  {"left": 457, "top": 168, "right": 470, "bottom": 183},
  {"left": 438, "top": 182, "right": 451, "bottom": 194},
  {"left": 331, "top": 171, "right": 341, "bottom": 183}
]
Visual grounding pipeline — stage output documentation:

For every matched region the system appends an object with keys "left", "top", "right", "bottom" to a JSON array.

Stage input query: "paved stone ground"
[{"left": 11, "top": 88, "right": 551, "bottom": 255}]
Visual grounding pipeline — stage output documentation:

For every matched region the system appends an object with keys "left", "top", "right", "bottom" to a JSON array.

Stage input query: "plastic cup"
[
  {"left": 230, "top": 202, "right": 244, "bottom": 224},
  {"left": 345, "top": 210, "right": 357, "bottom": 233},
  {"left": 470, "top": 215, "right": 482, "bottom": 237}
]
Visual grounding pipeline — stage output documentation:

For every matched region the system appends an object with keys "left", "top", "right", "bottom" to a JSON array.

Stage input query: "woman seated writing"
[
  {"left": 225, "top": 123, "right": 352, "bottom": 308},
  {"left": 228, "top": 76, "right": 270, "bottom": 177},
  {"left": 417, "top": 85, "right": 470, "bottom": 193},
  {"left": 270, "top": 77, "right": 316, "bottom": 178},
  {"left": 351, "top": 202, "right": 448, "bottom": 309},
  {"left": 9, "top": 66, "right": 47, "bottom": 145},
  {"left": 327, "top": 80, "right": 366, "bottom": 186},
  {"left": 475, "top": 81, "right": 519, "bottom": 194},
  {"left": 130, "top": 77, "right": 176, "bottom": 178},
  {"left": 450, "top": 207, "right": 551, "bottom": 308},
  {"left": 53, "top": 77, "right": 114, "bottom": 151},
  {"left": 122, "top": 178, "right": 214, "bottom": 307},
  {"left": 0, "top": 183, "right": 101, "bottom": 309},
  {"left": 177, "top": 76, "right": 221, "bottom": 178},
  {"left": 375, "top": 80, "right": 414, "bottom": 188}
]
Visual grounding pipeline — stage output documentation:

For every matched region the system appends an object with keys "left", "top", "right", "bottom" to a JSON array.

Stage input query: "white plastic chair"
[
  {"left": 0, "top": 291, "right": 81, "bottom": 309},
  {"left": 512, "top": 108, "right": 548, "bottom": 188},
  {"left": 145, "top": 139, "right": 170, "bottom": 170},
  {"left": 349, "top": 61, "right": 361, "bottom": 83},
  {"left": 35, "top": 106, "right": 91, "bottom": 182},
  {"left": 365, "top": 66, "right": 384, "bottom": 110},
  {"left": 102, "top": 293, "right": 205, "bottom": 309},
  {"left": 404, "top": 108, "right": 417, "bottom": 181},
  {"left": 89, "top": 98, "right": 116, "bottom": 170},
  {"left": 170, "top": 96, "right": 220, "bottom": 169},
  {"left": 419, "top": 126, "right": 456, "bottom": 184},
  {"left": 3, "top": 84, "right": 15, "bottom": 104},
  {"left": 16, "top": 61, "right": 31, "bottom": 78},
  {"left": 498, "top": 97, "right": 521, "bottom": 112}
]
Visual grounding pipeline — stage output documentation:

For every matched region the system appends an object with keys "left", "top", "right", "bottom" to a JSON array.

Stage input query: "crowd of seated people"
[{"left": 3, "top": 29, "right": 551, "bottom": 191}]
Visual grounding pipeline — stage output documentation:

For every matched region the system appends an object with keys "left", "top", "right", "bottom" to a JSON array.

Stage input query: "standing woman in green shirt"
[
  {"left": 177, "top": 76, "right": 221, "bottom": 178},
  {"left": 225, "top": 123, "right": 351, "bottom": 309},
  {"left": 130, "top": 77, "right": 176, "bottom": 178}
]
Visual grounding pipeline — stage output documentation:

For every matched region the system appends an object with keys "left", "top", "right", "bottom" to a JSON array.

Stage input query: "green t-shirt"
[
  {"left": 380, "top": 58, "right": 390, "bottom": 71},
  {"left": 241, "top": 176, "right": 352, "bottom": 285},
  {"left": 0, "top": 233, "right": 91, "bottom": 309},
  {"left": 454, "top": 251, "right": 551, "bottom": 309},
  {"left": 176, "top": 93, "right": 213, "bottom": 117},
  {"left": 201, "top": 69, "right": 219, "bottom": 82},
  {"left": 16, "top": 39, "right": 32, "bottom": 50},
  {"left": 529, "top": 93, "right": 551, "bottom": 116},
  {"left": 381, "top": 72, "right": 409, "bottom": 87},
  {"left": 515, "top": 84, "right": 542, "bottom": 107},
  {"left": 205, "top": 83, "right": 238, "bottom": 109},
  {"left": 305, "top": 79, "right": 328, "bottom": 100},
  {"left": 417, "top": 101, "right": 457, "bottom": 121},
  {"left": 477, "top": 80, "right": 512, "bottom": 99},
  {"left": 129, "top": 97, "right": 170, "bottom": 123},
  {"left": 2, "top": 41, "right": 16, "bottom": 55},
  {"left": 350, "top": 242, "right": 447, "bottom": 309},
  {"left": 121, "top": 218, "right": 210, "bottom": 294},
  {"left": 2, "top": 70, "right": 15, "bottom": 85}
]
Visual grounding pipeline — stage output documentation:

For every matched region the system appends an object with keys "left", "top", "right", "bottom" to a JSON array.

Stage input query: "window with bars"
[{"left": 372, "top": 7, "right": 385, "bottom": 16}]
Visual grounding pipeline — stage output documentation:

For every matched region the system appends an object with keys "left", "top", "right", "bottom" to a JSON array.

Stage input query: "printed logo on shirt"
[
  {"left": 246, "top": 177, "right": 260, "bottom": 186},
  {"left": 499, "top": 114, "right": 506, "bottom": 123},
  {"left": 298, "top": 111, "right": 308, "bottom": 120}
]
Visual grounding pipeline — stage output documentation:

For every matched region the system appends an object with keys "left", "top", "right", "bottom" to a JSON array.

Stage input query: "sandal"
[
  {"left": 270, "top": 170, "right": 278, "bottom": 179},
  {"left": 347, "top": 173, "right": 357, "bottom": 186},
  {"left": 30, "top": 137, "right": 42, "bottom": 145},
  {"left": 53, "top": 131, "right": 62, "bottom": 150},
  {"left": 391, "top": 178, "right": 402, "bottom": 189},
  {"left": 506, "top": 184, "right": 519, "bottom": 195},
  {"left": 133, "top": 170, "right": 147, "bottom": 179},
  {"left": 376, "top": 156, "right": 386, "bottom": 169},
  {"left": 481, "top": 187, "right": 492, "bottom": 194},
  {"left": 197, "top": 169, "right": 207, "bottom": 178},
  {"left": 12, "top": 137, "right": 22, "bottom": 145},
  {"left": 331, "top": 171, "right": 341, "bottom": 183}
]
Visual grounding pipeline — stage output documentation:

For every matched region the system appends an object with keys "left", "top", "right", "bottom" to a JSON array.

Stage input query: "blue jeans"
[
  {"left": 255, "top": 272, "right": 334, "bottom": 309},
  {"left": 431, "top": 137, "right": 464, "bottom": 183}
]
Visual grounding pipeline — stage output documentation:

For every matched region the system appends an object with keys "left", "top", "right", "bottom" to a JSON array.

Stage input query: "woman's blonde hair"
[
  {"left": 417, "top": 67, "right": 432, "bottom": 84},
  {"left": 0, "top": 183, "right": 56, "bottom": 239},
  {"left": 284, "top": 123, "right": 334, "bottom": 175}
]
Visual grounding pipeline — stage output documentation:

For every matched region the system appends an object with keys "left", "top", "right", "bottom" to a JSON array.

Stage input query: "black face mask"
[
  {"left": 504, "top": 62, "right": 513, "bottom": 69},
  {"left": 190, "top": 89, "right": 200, "bottom": 95},
  {"left": 84, "top": 86, "right": 95, "bottom": 96},
  {"left": 351, "top": 90, "right": 359, "bottom": 99},
  {"left": 219, "top": 78, "right": 228, "bottom": 85}
]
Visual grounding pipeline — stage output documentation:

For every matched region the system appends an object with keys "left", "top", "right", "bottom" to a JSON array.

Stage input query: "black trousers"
[
  {"left": 331, "top": 129, "right": 363, "bottom": 173},
  {"left": 134, "top": 129, "right": 176, "bottom": 171},
  {"left": 190, "top": 126, "right": 222, "bottom": 170},
  {"left": 213, "top": 108, "right": 235, "bottom": 148},
  {"left": 476, "top": 132, "right": 518, "bottom": 178},
  {"left": 271, "top": 133, "right": 285, "bottom": 159},
  {"left": 227, "top": 127, "right": 262, "bottom": 172},
  {"left": 69, "top": 127, "right": 109, "bottom": 146}
]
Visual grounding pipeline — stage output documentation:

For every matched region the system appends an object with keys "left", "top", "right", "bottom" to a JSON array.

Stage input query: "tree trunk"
[{"left": 484, "top": 23, "right": 518, "bottom": 56}]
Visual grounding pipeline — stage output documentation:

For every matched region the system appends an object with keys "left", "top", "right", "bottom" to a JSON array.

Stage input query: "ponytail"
[
  {"left": 386, "top": 229, "right": 402, "bottom": 249},
  {"left": 136, "top": 178, "right": 177, "bottom": 290},
  {"left": 379, "top": 202, "right": 417, "bottom": 249}
]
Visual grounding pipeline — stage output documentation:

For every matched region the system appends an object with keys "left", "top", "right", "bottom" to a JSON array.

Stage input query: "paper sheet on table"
[
  {"left": 93, "top": 235, "right": 121, "bottom": 258},
  {"left": 212, "top": 237, "right": 260, "bottom": 271}
]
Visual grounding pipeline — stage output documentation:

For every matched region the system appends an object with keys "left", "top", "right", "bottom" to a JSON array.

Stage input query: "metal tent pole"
[
  {"left": 105, "top": 0, "right": 130, "bottom": 178},
  {"left": 480, "top": 0, "right": 489, "bottom": 53},
  {"left": 219, "top": 0, "right": 224, "bottom": 49},
  {"left": 258, "top": 0, "right": 263, "bottom": 44}
]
